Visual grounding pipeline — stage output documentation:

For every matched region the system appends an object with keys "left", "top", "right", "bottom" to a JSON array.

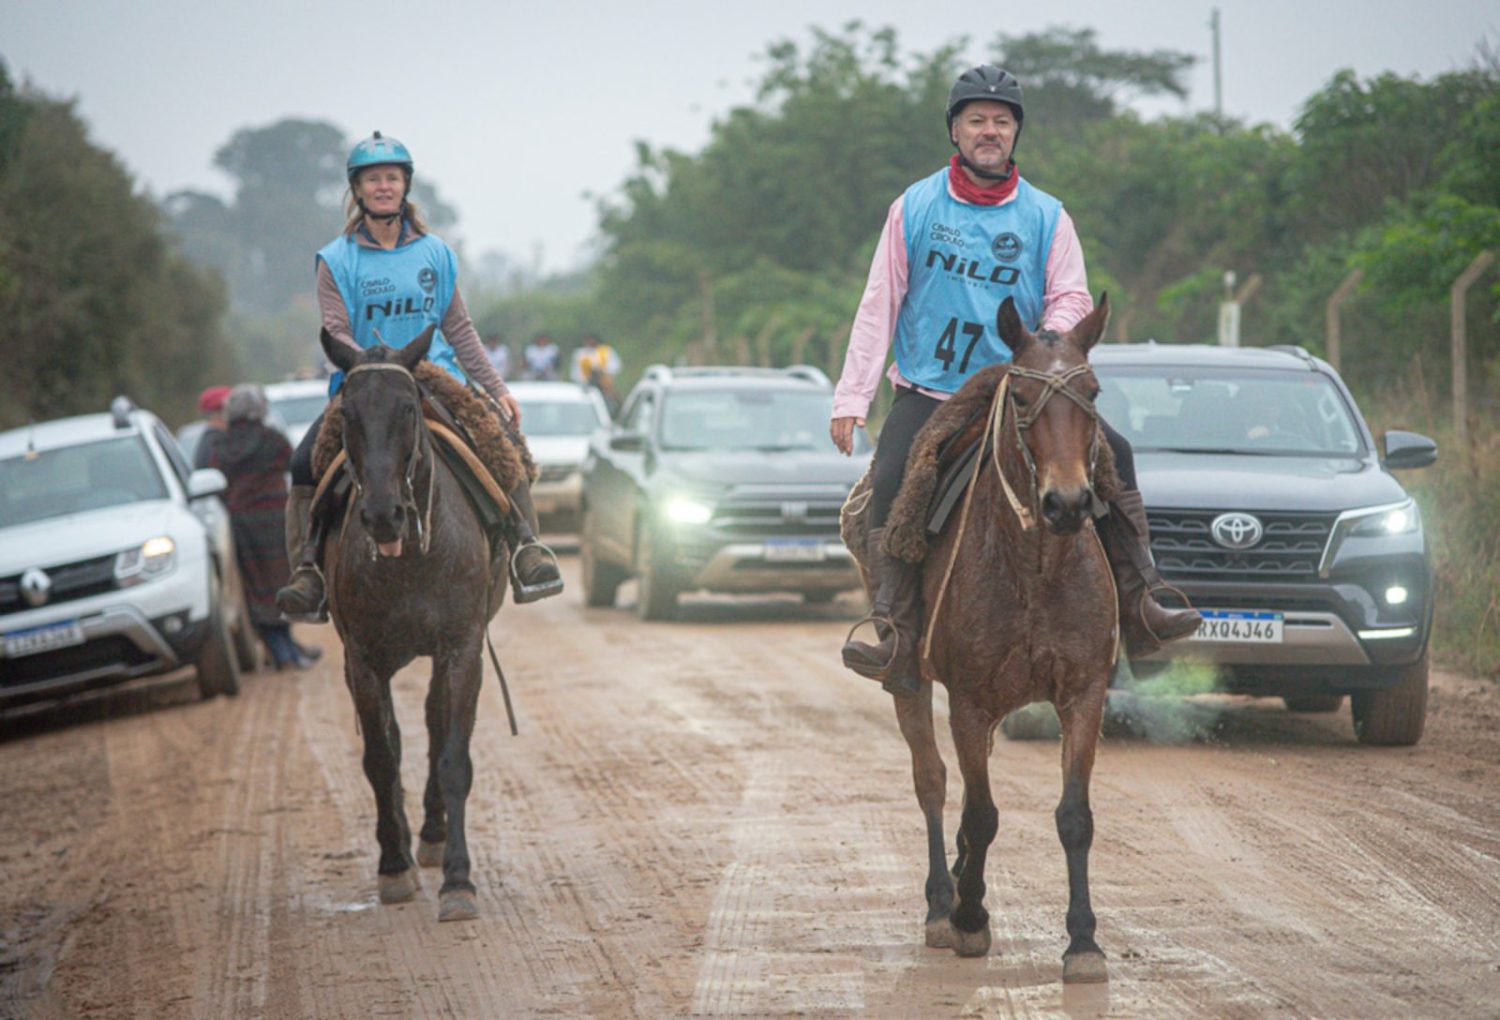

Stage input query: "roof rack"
[{"left": 1266, "top": 344, "right": 1318, "bottom": 367}]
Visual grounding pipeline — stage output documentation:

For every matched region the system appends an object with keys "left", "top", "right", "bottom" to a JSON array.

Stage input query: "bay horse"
[
  {"left": 319, "top": 325, "right": 506, "bottom": 923},
  {"left": 874, "top": 295, "right": 1118, "bottom": 981}
]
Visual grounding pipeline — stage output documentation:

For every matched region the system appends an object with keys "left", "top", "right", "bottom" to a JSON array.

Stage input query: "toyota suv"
[
  {"left": 1093, "top": 344, "right": 1436, "bottom": 745},
  {"left": 579, "top": 365, "right": 872, "bottom": 619},
  {"left": 0, "top": 399, "right": 255, "bottom": 710}
]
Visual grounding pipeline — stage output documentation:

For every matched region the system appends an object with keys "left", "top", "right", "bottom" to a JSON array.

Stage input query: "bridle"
[
  {"left": 990, "top": 363, "right": 1101, "bottom": 531},
  {"left": 342, "top": 362, "right": 436, "bottom": 556}
]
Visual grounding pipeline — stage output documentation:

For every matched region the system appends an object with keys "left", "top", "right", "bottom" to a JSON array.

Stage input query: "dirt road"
[{"left": 4, "top": 557, "right": 1499, "bottom": 1019}]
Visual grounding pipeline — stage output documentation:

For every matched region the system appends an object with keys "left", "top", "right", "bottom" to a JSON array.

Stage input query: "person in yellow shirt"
[{"left": 570, "top": 333, "right": 621, "bottom": 407}]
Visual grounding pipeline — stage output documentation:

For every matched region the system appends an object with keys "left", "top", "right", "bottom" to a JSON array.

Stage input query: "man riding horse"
[
  {"left": 277, "top": 132, "right": 563, "bottom": 619},
  {"left": 830, "top": 65, "right": 1201, "bottom": 696}
]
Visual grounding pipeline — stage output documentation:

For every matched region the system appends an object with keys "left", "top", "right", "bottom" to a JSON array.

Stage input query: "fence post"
[
  {"left": 1324, "top": 268, "right": 1363, "bottom": 371},
  {"left": 1451, "top": 250, "right": 1495, "bottom": 448}
]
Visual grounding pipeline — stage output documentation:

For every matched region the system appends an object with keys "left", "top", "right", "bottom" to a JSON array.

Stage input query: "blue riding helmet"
[{"left": 346, "top": 131, "right": 413, "bottom": 182}]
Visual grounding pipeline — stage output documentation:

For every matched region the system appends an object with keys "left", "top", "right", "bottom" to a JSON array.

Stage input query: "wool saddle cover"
[
  {"left": 311, "top": 362, "right": 537, "bottom": 505},
  {"left": 843, "top": 365, "right": 1120, "bottom": 568}
]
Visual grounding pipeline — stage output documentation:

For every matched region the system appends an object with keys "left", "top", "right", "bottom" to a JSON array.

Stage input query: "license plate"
[
  {"left": 1189, "top": 610, "right": 1284, "bottom": 644},
  {"left": 764, "top": 539, "right": 826, "bottom": 563},
  {"left": 3, "top": 619, "right": 86, "bottom": 658}
]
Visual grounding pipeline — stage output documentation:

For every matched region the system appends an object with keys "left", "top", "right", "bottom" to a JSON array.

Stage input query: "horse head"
[
  {"left": 996, "top": 294, "right": 1109, "bottom": 534},
  {"left": 320, "top": 326, "right": 436, "bottom": 557}
]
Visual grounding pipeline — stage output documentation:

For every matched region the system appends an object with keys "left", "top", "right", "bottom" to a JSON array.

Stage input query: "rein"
[
  {"left": 922, "top": 363, "right": 1100, "bottom": 659},
  {"left": 343, "top": 362, "right": 436, "bottom": 557}
]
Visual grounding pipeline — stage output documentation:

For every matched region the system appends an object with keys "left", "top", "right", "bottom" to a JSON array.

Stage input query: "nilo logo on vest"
[
  {"left": 364, "top": 296, "right": 436, "bottom": 320},
  {"left": 925, "top": 248, "right": 1021, "bottom": 287}
]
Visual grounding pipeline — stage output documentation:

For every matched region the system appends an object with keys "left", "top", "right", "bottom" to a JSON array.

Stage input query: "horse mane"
[
  {"left": 311, "top": 362, "right": 537, "bottom": 492},
  {"left": 882, "top": 364, "right": 1120, "bottom": 564}
]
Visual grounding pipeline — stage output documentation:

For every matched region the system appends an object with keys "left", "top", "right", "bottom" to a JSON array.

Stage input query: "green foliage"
[{"left": 0, "top": 78, "right": 231, "bottom": 429}]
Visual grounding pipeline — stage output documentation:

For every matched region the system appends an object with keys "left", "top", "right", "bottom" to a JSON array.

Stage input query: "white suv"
[{"left": 0, "top": 399, "right": 256, "bottom": 709}]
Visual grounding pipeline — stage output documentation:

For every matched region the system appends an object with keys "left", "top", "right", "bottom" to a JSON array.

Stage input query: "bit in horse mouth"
[{"left": 377, "top": 538, "right": 404, "bottom": 557}]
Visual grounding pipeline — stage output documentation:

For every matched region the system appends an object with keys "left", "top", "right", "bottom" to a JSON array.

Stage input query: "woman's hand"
[
  {"left": 829, "top": 416, "right": 865, "bottom": 456},
  {"left": 497, "top": 393, "right": 522, "bottom": 428}
]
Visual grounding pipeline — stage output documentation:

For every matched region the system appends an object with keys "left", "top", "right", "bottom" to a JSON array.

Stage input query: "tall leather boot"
[
  {"left": 275, "top": 485, "right": 328, "bottom": 622},
  {"left": 1099, "top": 489, "right": 1201, "bottom": 656},
  {"left": 841, "top": 528, "right": 923, "bottom": 697},
  {"left": 507, "top": 479, "right": 564, "bottom": 603}
]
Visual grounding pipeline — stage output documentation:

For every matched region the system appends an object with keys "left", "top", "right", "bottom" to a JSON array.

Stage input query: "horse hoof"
[
  {"left": 949, "top": 922, "right": 992, "bottom": 958},
  {"left": 924, "top": 918, "right": 954, "bottom": 948},
  {"left": 378, "top": 869, "right": 420, "bottom": 904},
  {"left": 438, "top": 889, "right": 479, "bottom": 923},
  {"left": 416, "top": 840, "right": 445, "bottom": 868},
  {"left": 1063, "top": 950, "right": 1109, "bottom": 984}
]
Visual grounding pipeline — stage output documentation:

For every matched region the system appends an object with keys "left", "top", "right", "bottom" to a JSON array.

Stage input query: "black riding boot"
[
  {"left": 275, "top": 484, "right": 329, "bottom": 623},
  {"left": 507, "top": 480, "right": 564, "bottom": 603},
  {"left": 1099, "top": 489, "right": 1202, "bottom": 657},
  {"left": 841, "top": 528, "right": 923, "bottom": 697}
]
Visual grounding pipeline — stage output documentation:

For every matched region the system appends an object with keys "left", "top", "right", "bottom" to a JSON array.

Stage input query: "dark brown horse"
[
  {"left": 319, "top": 326, "right": 506, "bottom": 922},
  {"left": 868, "top": 295, "right": 1118, "bottom": 981}
]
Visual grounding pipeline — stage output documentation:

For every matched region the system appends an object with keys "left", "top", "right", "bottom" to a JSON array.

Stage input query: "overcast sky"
[{"left": 4, "top": 0, "right": 1496, "bottom": 273}]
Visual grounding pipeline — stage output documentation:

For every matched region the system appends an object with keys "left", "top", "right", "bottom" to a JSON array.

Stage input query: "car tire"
[
  {"left": 580, "top": 510, "right": 625, "bottom": 609},
  {"left": 1351, "top": 650, "right": 1428, "bottom": 746},
  {"left": 635, "top": 521, "right": 680, "bottom": 622},
  {"left": 1283, "top": 694, "right": 1343, "bottom": 713},
  {"left": 196, "top": 577, "right": 242, "bottom": 700}
]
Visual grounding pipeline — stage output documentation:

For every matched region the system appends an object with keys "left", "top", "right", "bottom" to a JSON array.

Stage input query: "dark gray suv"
[
  {"left": 579, "top": 365, "right": 873, "bottom": 620},
  {"left": 1094, "top": 344, "right": 1437, "bottom": 745}
]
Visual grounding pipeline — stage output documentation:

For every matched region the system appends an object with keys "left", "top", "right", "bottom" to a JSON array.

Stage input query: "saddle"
[
  {"left": 309, "top": 364, "right": 537, "bottom": 558},
  {"left": 848, "top": 366, "right": 1120, "bottom": 566}
]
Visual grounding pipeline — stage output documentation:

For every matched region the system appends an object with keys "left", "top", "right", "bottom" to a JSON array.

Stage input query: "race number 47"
[{"left": 934, "top": 318, "right": 984, "bottom": 374}]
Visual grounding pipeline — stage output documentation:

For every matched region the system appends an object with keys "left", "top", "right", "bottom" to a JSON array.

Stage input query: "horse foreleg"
[
  {"left": 947, "top": 699, "right": 999, "bottom": 958},
  {"left": 894, "top": 682, "right": 953, "bottom": 948},
  {"left": 1055, "top": 687, "right": 1109, "bottom": 983},
  {"left": 432, "top": 636, "right": 484, "bottom": 922},
  {"left": 417, "top": 671, "right": 450, "bottom": 868},
  {"left": 349, "top": 661, "right": 418, "bottom": 903}
]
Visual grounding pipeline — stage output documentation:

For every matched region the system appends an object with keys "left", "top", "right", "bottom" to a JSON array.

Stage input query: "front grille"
[
  {"left": 1148, "top": 509, "right": 1338, "bottom": 582},
  {"left": 0, "top": 636, "right": 154, "bottom": 687},
  {"left": 710, "top": 487, "right": 848, "bottom": 537},
  {"left": 0, "top": 555, "right": 119, "bottom": 617}
]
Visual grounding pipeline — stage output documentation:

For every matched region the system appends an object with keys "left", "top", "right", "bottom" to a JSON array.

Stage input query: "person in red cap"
[{"left": 192, "top": 385, "right": 232, "bottom": 469}]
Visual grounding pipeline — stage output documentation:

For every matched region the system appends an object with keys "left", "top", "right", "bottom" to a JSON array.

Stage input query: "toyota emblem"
[
  {"left": 20, "top": 567, "right": 52, "bottom": 607},
  {"left": 1210, "top": 513, "right": 1263, "bottom": 550}
]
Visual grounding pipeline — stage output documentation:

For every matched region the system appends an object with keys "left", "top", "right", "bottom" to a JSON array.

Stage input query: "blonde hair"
[{"left": 342, "top": 177, "right": 430, "bottom": 237}]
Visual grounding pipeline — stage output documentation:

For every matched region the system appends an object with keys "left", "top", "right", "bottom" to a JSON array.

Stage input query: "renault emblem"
[
  {"left": 20, "top": 567, "right": 52, "bottom": 607},
  {"left": 1210, "top": 513, "right": 1263, "bottom": 550}
]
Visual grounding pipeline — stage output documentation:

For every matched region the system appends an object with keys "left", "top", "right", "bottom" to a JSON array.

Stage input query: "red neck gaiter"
[{"left": 948, "top": 154, "right": 1019, "bottom": 206}]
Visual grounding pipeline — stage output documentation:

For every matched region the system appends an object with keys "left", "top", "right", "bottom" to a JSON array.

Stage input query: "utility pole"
[{"left": 1210, "top": 8, "right": 1223, "bottom": 122}]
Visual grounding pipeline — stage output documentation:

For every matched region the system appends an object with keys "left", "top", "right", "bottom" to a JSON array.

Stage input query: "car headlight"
[
  {"left": 116, "top": 535, "right": 177, "bottom": 585},
  {"left": 1348, "top": 499, "right": 1420, "bottom": 537},
  {"left": 664, "top": 498, "right": 714, "bottom": 525}
]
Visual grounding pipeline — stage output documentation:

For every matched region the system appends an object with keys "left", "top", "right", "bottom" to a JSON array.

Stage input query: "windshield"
[
  {"left": 0, "top": 436, "right": 169, "bottom": 527},
  {"left": 515, "top": 399, "right": 605, "bottom": 437},
  {"left": 267, "top": 393, "right": 329, "bottom": 427},
  {"left": 1094, "top": 367, "right": 1365, "bottom": 457},
  {"left": 658, "top": 388, "right": 870, "bottom": 454}
]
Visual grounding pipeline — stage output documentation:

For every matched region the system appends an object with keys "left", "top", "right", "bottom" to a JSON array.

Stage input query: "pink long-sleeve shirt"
[{"left": 831, "top": 175, "right": 1092, "bottom": 420}]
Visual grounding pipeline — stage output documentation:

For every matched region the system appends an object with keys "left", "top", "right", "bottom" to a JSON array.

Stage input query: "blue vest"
[
  {"left": 317, "top": 231, "right": 463, "bottom": 395},
  {"left": 893, "top": 169, "right": 1060, "bottom": 392}
]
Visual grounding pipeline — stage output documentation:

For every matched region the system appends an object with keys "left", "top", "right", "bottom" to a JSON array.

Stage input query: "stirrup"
[
  {"left": 509, "top": 541, "right": 564, "bottom": 604},
  {"left": 278, "top": 565, "right": 329, "bottom": 624}
]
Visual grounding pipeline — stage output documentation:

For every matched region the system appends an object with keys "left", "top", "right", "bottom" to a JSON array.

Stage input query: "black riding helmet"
[{"left": 946, "top": 65, "right": 1024, "bottom": 178}]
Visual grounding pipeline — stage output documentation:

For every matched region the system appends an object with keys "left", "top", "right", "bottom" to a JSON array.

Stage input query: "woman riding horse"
[
  {"left": 830, "top": 65, "right": 1200, "bottom": 696},
  {"left": 277, "top": 131, "right": 562, "bottom": 619}
]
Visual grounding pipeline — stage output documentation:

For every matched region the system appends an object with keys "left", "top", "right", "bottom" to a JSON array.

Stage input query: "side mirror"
[
  {"left": 609, "top": 430, "right": 645, "bottom": 453},
  {"left": 1382, "top": 430, "right": 1437, "bottom": 470},
  {"left": 187, "top": 467, "right": 228, "bottom": 499}
]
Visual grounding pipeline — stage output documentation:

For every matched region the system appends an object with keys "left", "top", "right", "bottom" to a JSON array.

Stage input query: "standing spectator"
[
  {"left": 484, "top": 332, "right": 511, "bottom": 379},
  {"left": 190, "top": 385, "right": 232, "bottom": 469},
  {"left": 570, "top": 333, "right": 622, "bottom": 410},
  {"left": 206, "top": 384, "right": 320, "bottom": 670},
  {"left": 523, "top": 332, "right": 561, "bottom": 380}
]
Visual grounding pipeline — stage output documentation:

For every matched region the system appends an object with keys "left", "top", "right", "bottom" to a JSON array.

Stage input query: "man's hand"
[{"left": 829, "top": 416, "right": 865, "bottom": 456}]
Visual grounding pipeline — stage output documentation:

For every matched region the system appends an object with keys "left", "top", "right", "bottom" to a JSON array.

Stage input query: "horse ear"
[
  {"left": 321, "top": 328, "right": 358, "bottom": 372},
  {"left": 996, "top": 296, "right": 1034, "bottom": 353},
  {"left": 395, "top": 325, "right": 436, "bottom": 372},
  {"left": 1067, "top": 293, "right": 1111, "bottom": 353}
]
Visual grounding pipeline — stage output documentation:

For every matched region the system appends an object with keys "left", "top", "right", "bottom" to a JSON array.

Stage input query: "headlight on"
[
  {"left": 116, "top": 536, "right": 177, "bottom": 585},
  {"left": 664, "top": 498, "right": 713, "bottom": 525},
  {"left": 1349, "top": 500, "right": 1420, "bottom": 537}
]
